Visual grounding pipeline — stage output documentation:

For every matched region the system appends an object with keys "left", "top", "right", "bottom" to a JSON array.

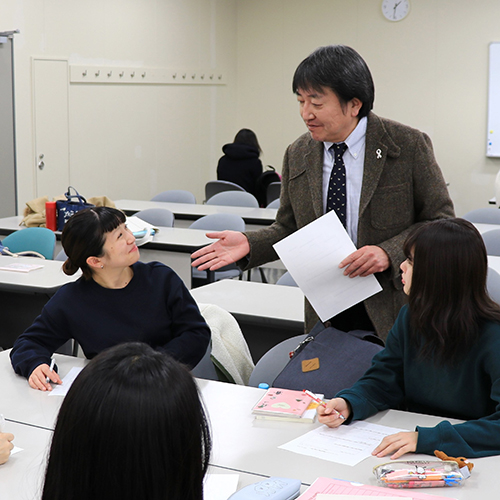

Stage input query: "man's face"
[{"left": 296, "top": 87, "right": 362, "bottom": 143}]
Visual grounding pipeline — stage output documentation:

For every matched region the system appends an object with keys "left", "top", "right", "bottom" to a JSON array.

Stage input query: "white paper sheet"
[
  {"left": 273, "top": 211, "right": 382, "bottom": 322},
  {"left": 48, "top": 366, "right": 84, "bottom": 397},
  {"left": 204, "top": 474, "right": 239, "bottom": 500},
  {"left": 279, "top": 421, "right": 406, "bottom": 467}
]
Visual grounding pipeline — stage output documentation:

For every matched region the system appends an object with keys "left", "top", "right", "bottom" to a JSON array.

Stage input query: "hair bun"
[{"left": 62, "top": 258, "right": 79, "bottom": 276}]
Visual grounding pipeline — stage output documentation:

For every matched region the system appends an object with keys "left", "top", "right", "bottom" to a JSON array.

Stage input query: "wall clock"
[{"left": 381, "top": 0, "right": 410, "bottom": 22}]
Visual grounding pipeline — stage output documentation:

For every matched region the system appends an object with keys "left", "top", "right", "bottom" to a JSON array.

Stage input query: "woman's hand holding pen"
[
  {"left": 28, "top": 362, "right": 62, "bottom": 391},
  {"left": 317, "top": 398, "right": 350, "bottom": 427}
]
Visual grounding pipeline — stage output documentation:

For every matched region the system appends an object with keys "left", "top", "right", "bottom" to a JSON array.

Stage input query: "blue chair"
[
  {"left": 135, "top": 208, "right": 175, "bottom": 227},
  {"left": 151, "top": 190, "right": 196, "bottom": 204},
  {"left": 276, "top": 271, "right": 298, "bottom": 287},
  {"left": 463, "top": 208, "right": 500, "bottom": 224},
  {"left": 2, "top": 227, "right": 56, "bottom": 259},
  {"left": 206, "top": 191, "right": 259, "bottom": 208},
  {"left": 266, "top": 198, "right": 280, "bottom": 209},
  {"left": 205, "top": 180, "right": 245, "bottom": 202},
  {"left": 190, "top": 214, "right": 245, "bottom": 285},
  {"left": 266, "top": 181, "right": 281, "bottom": 206},
  {"left": 487, "top": 267, "right": 500, "bottom": 305}
]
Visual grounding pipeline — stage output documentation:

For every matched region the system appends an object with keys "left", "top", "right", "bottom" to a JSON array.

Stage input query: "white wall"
[
  {"left": 2, "top": 0, "right": 500, "bottom": 215},
  {"left": 1, "top": 0, "right": 238, "bottom": 209},
  {"left": 236, "top": 0, "right": 500, "bottom": 216}
]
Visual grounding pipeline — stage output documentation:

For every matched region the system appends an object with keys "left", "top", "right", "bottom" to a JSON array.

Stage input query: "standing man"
[{"left": 192, "top": 45, "right": 454, "bottom": 340}]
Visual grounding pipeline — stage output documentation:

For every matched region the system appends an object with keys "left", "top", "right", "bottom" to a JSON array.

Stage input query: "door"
[
  {"left": 33, "top": 58, "right": 70, "bottom": 197},
  {"left": 0, "top": 35, "right": 17, "bottom": 216}
]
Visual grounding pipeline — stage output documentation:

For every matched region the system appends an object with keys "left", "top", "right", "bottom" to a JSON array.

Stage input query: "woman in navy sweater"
[
  {"left": 318, "top": 218, "right": 500, "bottom": 459},
  {"left": 10, "top": 207, "right": 211, "bottom": 391}
]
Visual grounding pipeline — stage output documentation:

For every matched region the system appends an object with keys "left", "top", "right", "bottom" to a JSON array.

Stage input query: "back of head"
[
  {"left": 403, "top": 218, "right": 500, "bottom": 362},
  {"left": 61, "top": 206, "right": 126, "bottom": 279},
  {"left": 292, "top": 45, "right": 374, "bottom": 118},
  {"left": 233, "top": 128, "right": 262, "bottom": 154},
  {"left": 42, "top": 343, "right": 211, "bottom": 500}
]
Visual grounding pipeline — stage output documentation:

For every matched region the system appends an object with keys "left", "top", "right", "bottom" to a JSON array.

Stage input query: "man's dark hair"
[{"left": 292, "top": 45, "right": 375, "bottom": 118}]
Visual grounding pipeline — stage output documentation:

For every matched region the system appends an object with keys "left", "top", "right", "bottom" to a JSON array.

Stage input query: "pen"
[
  {"left": 46, "top": 358, "right": 55, "bottom": 384},
  {"left": 303, "top": 390, "right": 345, "bottom": 420}
]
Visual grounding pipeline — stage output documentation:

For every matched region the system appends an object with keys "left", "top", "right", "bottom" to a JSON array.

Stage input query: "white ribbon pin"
[{"left": 376, "top": 149, "right": 382, "bottom": 159}]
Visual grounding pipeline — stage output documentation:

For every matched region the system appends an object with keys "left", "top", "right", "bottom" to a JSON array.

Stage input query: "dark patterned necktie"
[{"left": 326, "top": 142, "right": 348, "bottom": 227}]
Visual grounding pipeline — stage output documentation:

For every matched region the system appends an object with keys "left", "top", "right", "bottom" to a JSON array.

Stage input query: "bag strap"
[{"left": 65, "top": 186, "right": 88, "bottom": 204}]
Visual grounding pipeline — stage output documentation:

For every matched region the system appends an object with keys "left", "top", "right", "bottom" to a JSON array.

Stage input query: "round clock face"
[{"left": 381, "top": 0, "right": 410, "bottom": 22}]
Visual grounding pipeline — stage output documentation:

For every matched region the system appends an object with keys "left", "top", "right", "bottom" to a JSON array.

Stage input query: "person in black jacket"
[{"left": 217, "top": 129, "right": 263, "bottom": 197}]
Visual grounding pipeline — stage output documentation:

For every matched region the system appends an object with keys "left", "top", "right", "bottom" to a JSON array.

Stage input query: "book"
[
  {"left": 0, "top": 263, "right": 44, "bottom": 273},
  {"left": 252, "top": 388, "right": 313, "bottom": 419},
  {"left": 254, "top": 395, "right": 323, "bottom": 423}
]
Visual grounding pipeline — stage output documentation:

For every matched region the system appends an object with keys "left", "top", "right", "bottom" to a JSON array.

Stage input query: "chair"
[
  {"left": 487, "top": 267, "right": 500, "bottom": 305},
  {"left": 248, "top": 334, "right": 308, "bottom": 387},
  {"left": 482, "top": 229, "right": 500, "bottom": 256},
  {"left": 135, "top": 208, "right": 174, "bottom": 227},
  {"left": 266, "top": 198, "right": 280, "bottom": 209},
  {"left": 463, "top": 208, "right": 500, "bottom": 224},
  {"left": 206, "top": 191, "right": 259, "bottom": 208},
  {"left": 205, "top": 180, "right": 245, "bottom": 202},
  {"left": 189, "top": 214, "right": 245, "bottom": 285},
  {"left": 1, "top": 227, "right": 56, "bottom": 259},
  {"left": 55, "top": 249, "right": 67, "bottom": 261},
  {"left": 151, "top": 189, "right": 196, "bottom": 204},
  {"left": 276, "top": 271, "right": 298, "bottom": 287},
  {"left": 254, "top": 168, "right": 281, "bottom": 207},
  {"left": 266, "top": 181, "right": 281, "bottom": 206}
]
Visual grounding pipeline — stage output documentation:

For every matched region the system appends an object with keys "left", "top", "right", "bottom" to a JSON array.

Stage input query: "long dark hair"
[
  {"left": 292, "top": 45, "right": 374, "bottom": 119},
  {"left": 42, "top": 342, "right": 211, "bottom": 500},
  {"left": 404, "top": 218, "right": 500, "bottom": 364},
  {"left": 61, "top": 206, "right": 126, "bottom": 279},
  {"left": 233, "top": 128, "right": 262, "bottom": 155}
]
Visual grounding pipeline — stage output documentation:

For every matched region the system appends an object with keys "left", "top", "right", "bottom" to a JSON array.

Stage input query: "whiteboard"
[{"left": 487, "top": 43, "right": 500, "bottom": 157}]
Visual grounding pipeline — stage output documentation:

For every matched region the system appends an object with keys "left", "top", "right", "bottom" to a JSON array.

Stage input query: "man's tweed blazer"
[{"left": 245, "top": 112, "right": 454, "bottom": 340}]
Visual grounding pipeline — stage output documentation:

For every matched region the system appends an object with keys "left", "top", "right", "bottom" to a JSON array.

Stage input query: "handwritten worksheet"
[
  {"left": 279, "top": 421, "right": 405, "bottom": 467},
  {"left": 273, "top": 211, "right": 382, "bottom": 322}
]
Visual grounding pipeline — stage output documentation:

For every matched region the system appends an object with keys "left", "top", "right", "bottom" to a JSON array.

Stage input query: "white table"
[
  {"left": 115, "top": 199, "right": 277, "bottom": 230},
  {"left": 0, "top": 255, "right": 80, "bottom": 294},
  {"left": 0, "top": 351, "right": 498, "bottom": 499},
  {"left": 190, "top": 280, "right": 305, "bottom": 360},
  {"left": 474, "top": 222, "right": 500, "bottom": 234}
]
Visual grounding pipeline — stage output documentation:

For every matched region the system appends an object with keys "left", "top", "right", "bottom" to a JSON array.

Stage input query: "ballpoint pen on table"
[{"left": 303, "top": 389, "right": 345, "bottom": 420}]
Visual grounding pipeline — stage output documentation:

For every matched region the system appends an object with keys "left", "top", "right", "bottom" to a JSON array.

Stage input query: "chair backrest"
[
  {"left": 276, "top": 271, "right": 298, "bottom": 287},
  {"left": 254, "top": 169, "right": 281, "bottom": 207},
  {"left": 487, "top": 267, "right": 500, "bottom": 305},
  {"left": 248, "top": 334, "right": 308, "bottom": 387},
  {"left": 266, "top": 181, "right": 281, "bottom": 206},
  {"left": 482, "top": 229, "right": 500, "bottom": 256},
  {"left": 54, "top": 249, "right": 67, "bottom": 261},
  {"left": 205, "top": 180, "right": 245, "bottom": 201},
  {"left": 135, "top": 208, "right": 175, "bottom": 227},
  {"left": 463, "top": 208, "right": 500, "bottom": 224},
  {"left": 151, "top": 189, "right": 196, "bottom": 204},
  {"left": 189, "top": 213, "right": 245, "bottom": 232},
  {"left": 206, "top": 191, "right": 259, "bottom": 208},
  {"left": 266, "top": 198, "right": 280, "bottom": 209},
  {"left": 1, "top": 227, "right": 56, "bottom": 259}
]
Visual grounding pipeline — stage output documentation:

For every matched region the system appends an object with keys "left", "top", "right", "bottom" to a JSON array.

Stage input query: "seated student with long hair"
[
  {"left": 10, "top": 207, "right": 210, "bottom": 390},
  {"left": 318, "top": 218, "right": 500, "bottom": 459},
  {"left": 42, "top": 342, "right": 211, "bottom": 500}
]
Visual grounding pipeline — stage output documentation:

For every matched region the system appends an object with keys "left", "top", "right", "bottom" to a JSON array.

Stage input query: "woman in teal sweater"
[{"left": 318, "top": 218, "right": 500, "bottom": 459}]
